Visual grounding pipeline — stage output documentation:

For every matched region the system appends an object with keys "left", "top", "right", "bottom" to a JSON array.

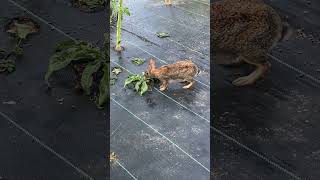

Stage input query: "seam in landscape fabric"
[
  {"left": 115, "top": 160, "right": 139, "bottom": 180},
  {"left": 7, "top": 0, "right": 306, "bottom": 179},
  {"left": 0, "top": 112, "right": 94, "bottom": 180}
]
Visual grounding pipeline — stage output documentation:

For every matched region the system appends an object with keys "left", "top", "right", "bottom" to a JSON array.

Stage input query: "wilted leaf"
[
  {"left": 6, "top": 20, "right": 39, "bottom": 39},
  {"left": 112, "top": 67, "right": 122, "bottom": 75},
  {"left": 131, "top": 57, "right": 145, "bottom": 65},
  {"left": 45, "top": 41, "right": 102, "bottom": 81},
  {"left": 156, "top": 32, "right": 170, "bottom": 38},
  {"left": 81, "top": 60, "right": 102, "bottom": 95},
  {"left": 96, "top": 63, "right": 110, "bottom": 108}
]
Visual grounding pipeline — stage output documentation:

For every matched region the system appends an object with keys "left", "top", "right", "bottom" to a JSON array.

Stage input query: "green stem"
[{"left": 115, "top": 0, "right": 123, "bottom": 51}]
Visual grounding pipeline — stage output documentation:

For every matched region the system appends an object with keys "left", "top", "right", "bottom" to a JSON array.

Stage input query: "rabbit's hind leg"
[
  {"left": 183, "top": 79, "right": 195, "bottom": 89},
  {"left": 232, "top": 56, "right": 271, "bottom": 86}
]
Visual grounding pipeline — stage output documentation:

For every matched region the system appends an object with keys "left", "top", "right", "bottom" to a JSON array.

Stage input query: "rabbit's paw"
[
  {"left": 159, "top": 85, "right": 167, "bottom": 91},
  {"left": 232, "top": 75, "right": 256, "bottom": 86},
  {"left": 183, "top": 82, "right": 194, "bottom": 89}
]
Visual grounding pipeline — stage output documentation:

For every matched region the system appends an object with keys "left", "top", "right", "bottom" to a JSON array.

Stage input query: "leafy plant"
[
  {"left": 115, "top": 0, "right": 131, "bottom": 51},
  {"left": 156, "top": 32, "right": 170, "bottom": 38},
  {"left": 45, "top": 39, "right": 110, "bottom": 108},
  {"left": 0, "top": 59, "right": 15, "bottom": 73},
  {"left": 124, "top": 73, "right": 150, "bottom": 96},
  {"left": 110, "top": 0, "right": 118, "bottom": 24},
  {"left": 131, "top": 57, "right": 145, "bottom": 65},
  {"left": 74, "top": 0, "right": 105, "bottom": 9}
]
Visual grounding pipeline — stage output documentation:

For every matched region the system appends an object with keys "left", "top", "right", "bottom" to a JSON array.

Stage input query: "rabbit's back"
[
  {"left": 157, "top": 61, "right": 198, "bottom": 80},
  {"left": 211, "top": 0, "right": 282, "bottom": 56}
]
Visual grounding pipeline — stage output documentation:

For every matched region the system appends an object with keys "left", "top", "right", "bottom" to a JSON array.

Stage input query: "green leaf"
[
  {"left": 131, "top": 57, "right": 145, "bottom": 65},
  {"left": 96, "top": 63, "right": 110, "bottom": 108},
  {"left": 135, "top": 80, "right": 142, "bottom": 92},
  {"left": 123, "top": 7, "right": 131, "bottom": 16},
  {"left": 0, "top": 59, "right": 15, "bottom": 73},
  {"left": 81, "top": 60, "right": 102, "bottom": 95},
  {"left": 110, "top": 78, "right": 117, "bottom": 86},
  {"left": 156, "top": 32, "right": 170, "bottom": 38},
  {"left": 0, "top": 48, "right": 6, "bottom": 54},
  {"left": 45, "top": 41, "right": 102, "bottom": 81},
  {"left": 124, "top": 74, "right": 141, "bottom": 87},
  {"left": 140, "top": 81, "right": 148, "bottom": 96},
  {"left": 54, "top": 40, "right": 76, "bottom": 52},
  {"left": 13, "top": 46, "right": 23, "bottom": 55},
  {"left": 112, "top": 67, "right": 122, "bottom": 75}
]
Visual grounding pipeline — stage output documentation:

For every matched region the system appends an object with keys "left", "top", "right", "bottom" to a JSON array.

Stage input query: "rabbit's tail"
[{"left": 279, "top": 22, "right": 293, "bottom": 42}]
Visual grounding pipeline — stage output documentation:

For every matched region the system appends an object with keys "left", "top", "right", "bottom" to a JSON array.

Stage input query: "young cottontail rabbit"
[
  {"left": 144, "top": 59, "right": 200, "bottom": 91},
  {"left": 211, "top": 0, "right": 293, "bottom": 86}
]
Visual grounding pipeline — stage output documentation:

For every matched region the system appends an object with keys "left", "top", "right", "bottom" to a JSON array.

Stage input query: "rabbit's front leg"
[
  {"left": 159, "top": 79, "right": 169, "bottom": 91},
  {"left": 232, "top": 57, "right": 271, "bottom": 86}
]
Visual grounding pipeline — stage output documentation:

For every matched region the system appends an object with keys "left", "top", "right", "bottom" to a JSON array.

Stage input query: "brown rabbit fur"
[
  {"left": 145, "top": 59, "right": 199, "bottom": 91},
  {"left": 211, "top": 0, "right": 292, "bottom": 86}
]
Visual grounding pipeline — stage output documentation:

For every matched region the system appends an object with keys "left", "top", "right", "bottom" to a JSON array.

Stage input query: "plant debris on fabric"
[
  {"left": 6, "top": 17, "right": 39, "bottom": 39},
  {"left": 72, "top": 0, "right": 106, "bottom": 12},
  {"left": 0, "top": 59, "right": 15, "bottom": 73},
  {"left": 2, "top": 17, "right": 40, "bottom": 72},
  {"left": 156, "top": 32, "right": 170, "bottom": 38},
  {"left": 45, "top": 40, "right": 110, "bottom": 108},
  {"left": 124, "top": 73, "right": 151, "bottom": 96},
  {"left": 111, "top": 67, "right": 122, "bottom": 75},
  {"left": 109, "top": 152, "right": 118, "bottom": 164},
  {"left": 131, "top": 57, "right": 145, "bottom": 65}
]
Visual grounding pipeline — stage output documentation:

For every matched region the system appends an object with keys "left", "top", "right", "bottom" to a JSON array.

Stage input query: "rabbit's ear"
[{"left": 148, "top": 59, "right": 155, "bottom": 70}]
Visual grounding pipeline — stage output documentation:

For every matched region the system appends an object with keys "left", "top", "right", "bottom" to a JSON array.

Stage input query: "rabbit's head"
[{"left": 144, "top": 59, "right": 157, "bottom": 78}]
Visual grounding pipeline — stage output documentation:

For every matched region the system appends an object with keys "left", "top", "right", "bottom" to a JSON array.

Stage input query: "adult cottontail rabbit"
[
  {"left": 211, "top": 0, "right": 293, "bottom": 86},
  {"left": 144, "top": 59, "right": 199, "bottom": 91}
]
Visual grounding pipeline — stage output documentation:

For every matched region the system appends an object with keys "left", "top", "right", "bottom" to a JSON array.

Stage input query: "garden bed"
[{"left": 110, "top": 0, "right": 210, "bottom": 179}]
